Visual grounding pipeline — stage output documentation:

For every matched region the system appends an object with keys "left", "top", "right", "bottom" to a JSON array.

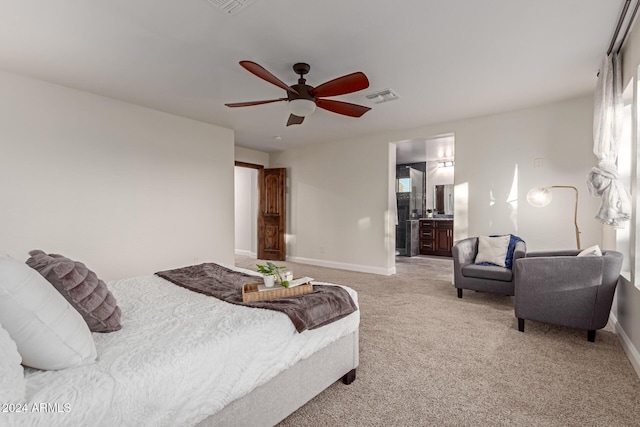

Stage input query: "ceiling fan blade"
[
  {"left": 316, "top": 99, "right": 371, "bottom": 117},
  {"left": 225, "top": 98, "right": 287, "bottom": 108},
  {"left": 239, "top": 61, "right": 299, "bottom": 95},
  {"left": 311, "top": 72, "right": 370, "bottom": 97},
  {"left": 286, "top": 114, "right": 305, "bottom": 126}
]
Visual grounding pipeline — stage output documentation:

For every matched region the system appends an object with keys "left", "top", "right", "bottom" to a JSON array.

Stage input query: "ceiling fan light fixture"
[{"left": 288, "top": 99, "right": 316, "bottom": 117}]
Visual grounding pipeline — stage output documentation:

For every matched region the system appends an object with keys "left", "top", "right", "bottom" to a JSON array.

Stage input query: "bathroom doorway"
[{"left": 393, "top": 134, "right": 455, "bottom": 259}]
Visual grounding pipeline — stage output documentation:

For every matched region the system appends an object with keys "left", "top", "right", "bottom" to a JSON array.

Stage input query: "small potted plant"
[
  {"left": 426, "top": 209, "right": 434, "bottom": 218},
  {"left": 256, "top": 262, "right": 290, "bottom": 288}
]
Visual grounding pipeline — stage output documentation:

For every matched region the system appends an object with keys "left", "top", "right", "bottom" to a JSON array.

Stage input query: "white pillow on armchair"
[
  {"left": 578, "top": 245, "right": 602, "bottom": 257},
  {"left": 474, "top": 235, "right": 511, "bottom": 267}
]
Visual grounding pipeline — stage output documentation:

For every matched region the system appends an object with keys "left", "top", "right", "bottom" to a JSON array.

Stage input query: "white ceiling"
[{"left": 0, "top": 1, "right": 624, "bottom": 152}]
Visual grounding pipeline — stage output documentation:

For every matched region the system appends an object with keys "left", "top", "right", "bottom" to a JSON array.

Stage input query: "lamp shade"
[
  {"left": 288, "top": 99, "right": 316, "bottom": 117},
  {"left": 526, "top": 187, "right": 552, "bottom": 207}
]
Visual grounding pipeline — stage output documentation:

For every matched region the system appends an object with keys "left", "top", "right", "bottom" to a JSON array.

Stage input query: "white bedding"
[{"left": 7, "top": 269, "right": 359, "bottom": 427}]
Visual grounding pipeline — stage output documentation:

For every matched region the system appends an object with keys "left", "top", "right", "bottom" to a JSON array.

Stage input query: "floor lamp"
[{"left": 526, "top": 185, "right": 581, "bottom": 250}]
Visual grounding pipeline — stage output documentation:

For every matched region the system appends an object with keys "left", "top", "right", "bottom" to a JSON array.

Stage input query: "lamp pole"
[{"left": 550, "top": 185, "right": 581, "bottom": 250}]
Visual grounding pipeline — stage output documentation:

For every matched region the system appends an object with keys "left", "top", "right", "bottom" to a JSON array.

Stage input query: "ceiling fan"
[{"left": 225, "top": 61, "right": 371, "bottom": 126}]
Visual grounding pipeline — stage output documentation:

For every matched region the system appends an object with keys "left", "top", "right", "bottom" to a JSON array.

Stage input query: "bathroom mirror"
[{"left": 434, "top": 184, "right": 454, "bottom": 214}]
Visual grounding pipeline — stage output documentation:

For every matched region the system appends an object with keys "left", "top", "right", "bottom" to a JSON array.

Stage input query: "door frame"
[
  {"left": 234, "top": 161, "right": 287, "bottom": 261},
  {"left": 235, "top": 161, "right": 264, "bottom": 171}
]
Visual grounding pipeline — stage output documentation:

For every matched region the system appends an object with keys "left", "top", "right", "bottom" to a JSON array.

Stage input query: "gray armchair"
[
  {"left": 514, "top": 250, "right": 623, "bottom": 342},
  {"left": 453, "top": 237, "right": 526, "bottom": 298}
]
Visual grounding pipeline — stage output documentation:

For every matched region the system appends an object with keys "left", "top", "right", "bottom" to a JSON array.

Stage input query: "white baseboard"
[
  {"left": 609, "top": 312, "right": 640, "bottom": 379},
  {"left": 286, "top": 256, "right": 395, "bottom": 276},
  {"left": 235, "top": 249, "right": 256, "bottom": 258}
]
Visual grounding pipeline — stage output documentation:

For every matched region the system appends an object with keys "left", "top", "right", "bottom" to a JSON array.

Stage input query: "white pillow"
[
  {"left": 475, "top": 235, "right": 511, "bottom": 267},
  {"left": 578, "top": 245, "right": 603, "bottom": 257},
  {"left": 0, "top": 320, "right": 25, "bottom": 403},
  {"left": 0, "top": 254, "right": 97, "bottom": 370}
]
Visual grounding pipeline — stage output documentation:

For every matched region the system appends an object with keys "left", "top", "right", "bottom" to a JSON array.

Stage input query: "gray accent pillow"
[{"left": 26, "top": 250, "right": 121, "bottom": 333}]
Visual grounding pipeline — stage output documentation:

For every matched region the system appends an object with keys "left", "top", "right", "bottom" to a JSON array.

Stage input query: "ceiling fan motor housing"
[{"left": 288, "top": 84, "right": 315, "bottom": 102}]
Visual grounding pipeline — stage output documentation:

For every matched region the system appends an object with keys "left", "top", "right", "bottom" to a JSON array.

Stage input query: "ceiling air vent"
[
  {"left": 206, "top": 0, "right": 258, "bottom": 16},
  {"left": 365, "top": 88, "right": 399, "bottom": 104}
]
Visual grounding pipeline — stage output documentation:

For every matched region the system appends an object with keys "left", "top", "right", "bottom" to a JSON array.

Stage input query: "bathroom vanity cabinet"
[{"left": 419, "top": 219, "right": 453, "bottom": 257}]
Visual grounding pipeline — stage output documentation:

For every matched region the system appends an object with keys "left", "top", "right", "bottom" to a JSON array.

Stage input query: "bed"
[{"left": 3, "top": 263, "right": 360, "bottom": 427}]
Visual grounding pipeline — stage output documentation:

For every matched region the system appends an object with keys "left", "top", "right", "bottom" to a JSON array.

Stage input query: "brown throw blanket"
[{"left": 155, "top": 263, "right": 358, "bottom": 333}]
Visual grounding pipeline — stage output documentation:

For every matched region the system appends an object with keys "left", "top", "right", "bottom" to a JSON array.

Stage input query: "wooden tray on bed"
[{"left": 242, "top": 281, "right": 313, "bottom": 302}]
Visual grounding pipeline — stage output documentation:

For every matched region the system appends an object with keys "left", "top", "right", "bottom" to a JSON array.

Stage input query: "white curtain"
[{"left": 587, "top": 52, "right": 631, "bottom": 227}]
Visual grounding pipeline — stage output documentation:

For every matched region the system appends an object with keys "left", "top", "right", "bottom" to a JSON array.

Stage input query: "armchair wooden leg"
[
  {"left": 588, "top": 330, "right": 596, "bottom": 342},
  {"left": 457, "top": 289, "right": 462, "bottom": 299},
  {"left": 518, "top": 318, "right": 525, "bottom": 332}
]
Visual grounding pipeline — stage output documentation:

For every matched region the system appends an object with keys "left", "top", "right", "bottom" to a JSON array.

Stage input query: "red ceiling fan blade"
[
  {"left": 311, "top": 72, "right": 369, "bottom": 97},
  {"left": 225, "top": 98, "right": 287, "bottom": 108},
  {"left": 286, "top": 114, "right": 305, "bottom": 126},
  {"left": 316, "top": 99, "right": 371, "bottom": 117},
  {"left": 239, "top": 61, "right": 299, "bottom": 95}
]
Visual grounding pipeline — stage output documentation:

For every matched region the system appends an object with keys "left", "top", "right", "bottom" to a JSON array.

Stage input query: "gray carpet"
[{"left": 235, "top": 255, "right": 640, "bottom": 426}]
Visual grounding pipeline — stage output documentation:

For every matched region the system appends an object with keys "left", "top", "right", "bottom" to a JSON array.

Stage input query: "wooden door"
[
  {"left": 434, "top": 228, "right": 451, "bottom": 254},
  {"left": 258, "top": 168, "right": 286, "bottom": 261},
  {"left": 434, "top": 221, "right": 453, "bottom": 257}
]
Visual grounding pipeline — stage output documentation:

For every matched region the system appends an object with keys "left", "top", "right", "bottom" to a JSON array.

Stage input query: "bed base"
[{"left": 196, "top": 329, "right": 359, "bottom": 427}]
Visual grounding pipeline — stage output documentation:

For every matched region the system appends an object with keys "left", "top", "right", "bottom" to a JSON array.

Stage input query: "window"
[
  {"left": 396, "top": 177, "right": 411, "bottom": 193},
  {"left": 616, "top": 100, "right": 632, "bottom": 279},
  {"left": 617, "top": 70, "right": 640, "bottom": 289}
]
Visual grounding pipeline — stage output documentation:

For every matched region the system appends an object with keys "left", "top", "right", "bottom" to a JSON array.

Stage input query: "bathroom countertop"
[{"left": 406, "top": 217, "right": 454, "bottom": 221}]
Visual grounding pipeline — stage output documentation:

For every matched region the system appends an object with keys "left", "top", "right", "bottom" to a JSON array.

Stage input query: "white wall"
[
  {"left": 0, "top": 70, "right": 235, "bottom": 281},
  {"left": 270, "top": 94, "right": 600, "bottom": 275},
  {"left": 234, "top": 166, "right": 258, "bottom": 257},
  {"left": 271, "top": 138, "right": 393, "bottom": 274},
  {"left": 444, "top": 95, "right": 600, "bottom": 250}
]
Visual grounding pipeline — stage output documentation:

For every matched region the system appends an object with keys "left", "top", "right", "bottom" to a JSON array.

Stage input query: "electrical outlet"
[
  {"left": 534, "top": 158, "right": 544, "bottom": 168},
  {"left": 319, "top": 246, "right": 325, "bottom": 255}
]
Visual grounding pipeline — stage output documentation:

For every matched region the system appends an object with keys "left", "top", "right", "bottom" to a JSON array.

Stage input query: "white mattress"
[{"left": 8, "top": 269, "right": 359, "bottom": 427}]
